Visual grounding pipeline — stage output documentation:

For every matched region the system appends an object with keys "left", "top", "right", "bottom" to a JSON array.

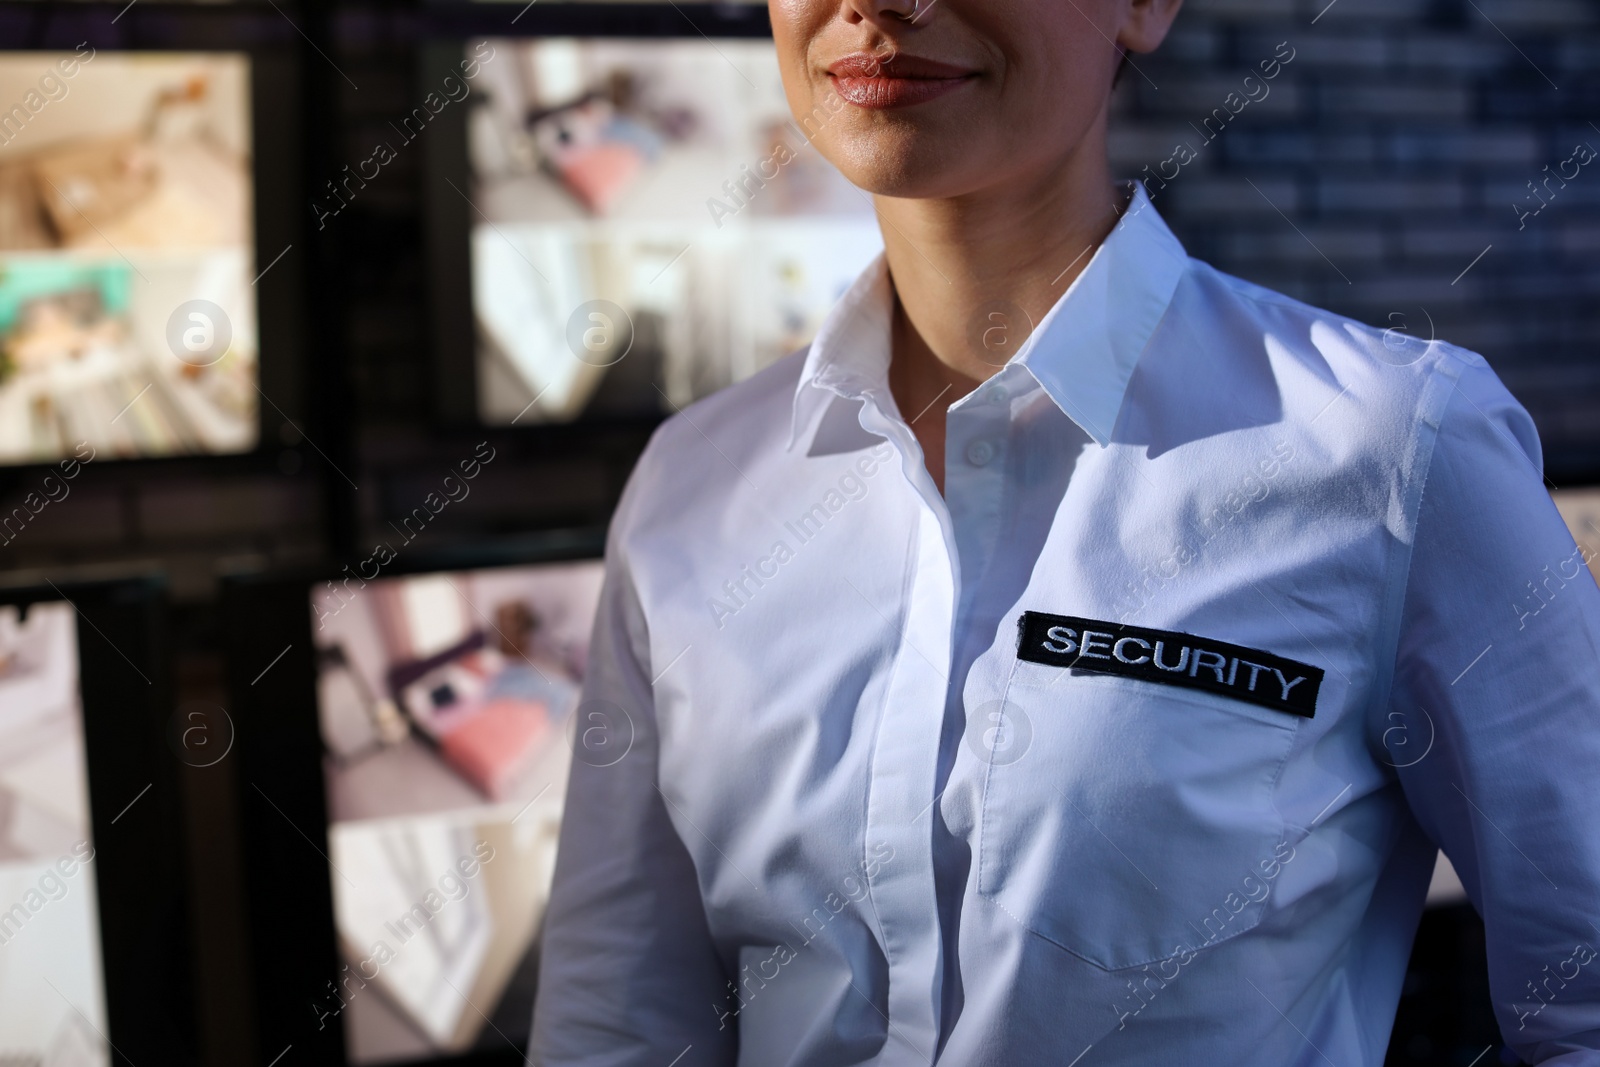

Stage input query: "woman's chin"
[{"left": 829, "top": 135, "right": 990, "bottom": 200}]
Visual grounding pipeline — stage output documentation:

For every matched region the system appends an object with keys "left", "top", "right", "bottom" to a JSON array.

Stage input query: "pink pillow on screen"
[
  {"left": 555, "top": 142, "right": 645, "bottom": 214},
  {"left": 440, "top": 697, "right": 550, "bottom": 799}
]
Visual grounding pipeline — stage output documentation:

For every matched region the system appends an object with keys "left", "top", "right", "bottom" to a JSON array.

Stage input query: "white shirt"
[{"left": 530, "top": 183, "right": 1600, "bottom": 1066}]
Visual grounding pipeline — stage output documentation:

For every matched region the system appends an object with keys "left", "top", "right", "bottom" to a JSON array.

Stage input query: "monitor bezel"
[
  {"left": 0, "top": 4, "right": 308, "bottom": 478},
  {"left": 225, "top": 527, "right": 606, "bottom": 1067},
  {"left": 419, "top": 3, "right": 777, "bottom": 433}
]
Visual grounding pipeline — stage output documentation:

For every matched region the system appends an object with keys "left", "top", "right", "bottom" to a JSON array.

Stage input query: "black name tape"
[{"left": 1016, "top": 612, "right": 1322, "bottom": 718}]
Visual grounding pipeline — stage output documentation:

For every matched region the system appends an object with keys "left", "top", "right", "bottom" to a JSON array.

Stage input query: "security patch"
[{"left": 1015, "top": 612, "right": 1322, "bottom": 717}]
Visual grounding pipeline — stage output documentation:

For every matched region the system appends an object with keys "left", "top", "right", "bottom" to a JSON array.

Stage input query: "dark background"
[{"left": 1, "top": 0, "right": 1596, "bottom": 1064}]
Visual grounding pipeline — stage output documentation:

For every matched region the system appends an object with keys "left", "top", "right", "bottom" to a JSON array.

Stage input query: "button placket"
[
  {"left": 945, "top": 399, "right": 1011, "bottom": 598},
  {"left": 854, "top": 395, "right": 956, "bottom": 1064}
]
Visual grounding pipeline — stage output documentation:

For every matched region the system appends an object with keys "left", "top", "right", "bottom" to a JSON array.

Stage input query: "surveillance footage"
[
  {"left": 0, "top": 52, "right": 257, "bottom": 466},
  {"left": 0, "top": 601, "right": 106, "bottom": 1067},
  {"left": 466, "top": 37, "right": 883, "bottom": 424},
  {"left": 309, "top": 560, "right": 603, "bottom": 1063}
]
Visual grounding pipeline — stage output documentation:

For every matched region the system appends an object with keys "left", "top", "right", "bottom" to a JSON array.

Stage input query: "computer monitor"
[
  {"left": 423, "top": 8, "right": 885, "bottom": 427},
  {"left": 0, "top": 574, "right": 191, "bottom": 1065},
  {"left": 0, "top": 32, "right": 304, "bottom": 470},
  {"left": 228, "top": 533, "right": 606, "bottom": 1066}
]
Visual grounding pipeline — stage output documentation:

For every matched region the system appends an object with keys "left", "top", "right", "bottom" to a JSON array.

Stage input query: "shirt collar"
[{"left": 787, "top": 181, "right": 1189, "bottom": 451}]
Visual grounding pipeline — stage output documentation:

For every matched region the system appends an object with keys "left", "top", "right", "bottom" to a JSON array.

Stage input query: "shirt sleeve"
[
  {"left": 529, "top": 458, "right": 736, "bottom": 1066},
  {"left": 1384, "top": 355, "right": 1600, "bottom": 1063}
]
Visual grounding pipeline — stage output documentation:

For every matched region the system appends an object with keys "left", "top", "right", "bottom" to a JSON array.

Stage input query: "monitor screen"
[
  {"left": 309, "top": 558, "right": 604, "bottom": 1063},
  {"left": 0, "top": 599, "right": 108, "bottom": 1065},
  {"left": 1553, "top": 487, "right": 1600, "bottom": 582},
  {"left": 0, "top": 50, "right": 257, "bottom": 465},
  {"left": 465, "top": 36, "right": 883, "bottom": 424}
]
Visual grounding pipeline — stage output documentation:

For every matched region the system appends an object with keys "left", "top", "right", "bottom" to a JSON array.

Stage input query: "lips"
[{"left": 826, "top": 51, "right": 978, "bottom": 110}]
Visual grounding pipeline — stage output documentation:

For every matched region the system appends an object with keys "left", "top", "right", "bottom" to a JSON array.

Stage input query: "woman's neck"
[{"left": 879, "top": 123, "right": 1125, "bottom": 491}]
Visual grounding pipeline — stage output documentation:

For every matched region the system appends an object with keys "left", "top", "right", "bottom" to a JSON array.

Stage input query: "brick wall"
[{"left": 1109, "top": 0, "right": 1600, "bottom": 479}]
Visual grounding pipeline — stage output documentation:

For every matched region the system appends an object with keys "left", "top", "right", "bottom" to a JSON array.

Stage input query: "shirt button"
[
  {"left": 966, "top": 439, "right": 998, "bottom": 467},
  {"left": 985, "top": 383, "right": 1009, "bottom": 405}
]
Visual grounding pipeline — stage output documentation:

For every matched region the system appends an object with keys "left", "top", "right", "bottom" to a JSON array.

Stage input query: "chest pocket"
[{"left": 977, "top": 660, "right": 1301, "bottom": 972}]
